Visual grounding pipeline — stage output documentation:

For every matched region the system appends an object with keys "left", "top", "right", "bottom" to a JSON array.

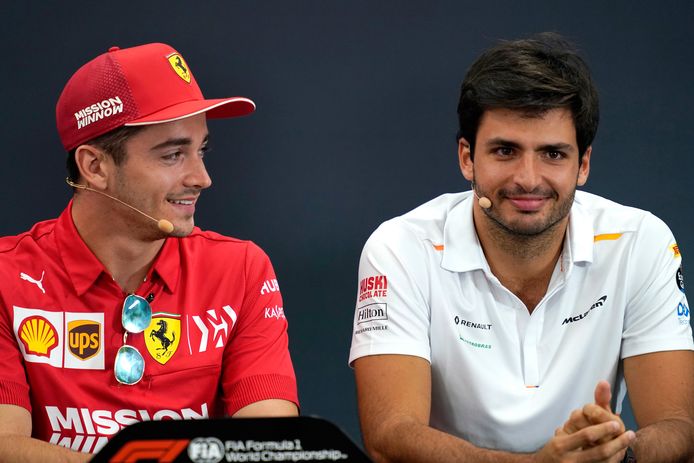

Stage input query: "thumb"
[{"left": 594, "top": 380, "right": 612, "bottom": 411}]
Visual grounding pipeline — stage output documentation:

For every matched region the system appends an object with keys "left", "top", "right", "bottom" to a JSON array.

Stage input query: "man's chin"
[
  {"left": 500, "top": 214, "right": 566, "bottom": 237},
  {"left": 167, "top": 220, "right": 195, "bottom": 238}
]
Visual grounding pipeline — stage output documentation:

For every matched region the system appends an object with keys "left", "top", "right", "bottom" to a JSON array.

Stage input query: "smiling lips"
[
  {"left": 167, "top": 197, "right": 198, "bottom": 214},
  {"left": 168, "top": 199, "right": 195, "bottom": 206},
  {"left": 506, "top": 196, "right": 548, "bottom": 212}
]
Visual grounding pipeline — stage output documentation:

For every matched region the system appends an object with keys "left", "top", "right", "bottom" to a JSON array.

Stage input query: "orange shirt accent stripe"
[
  {"left": 433, "top": 244, "right": 444, "bottom": 251},
  {"left": 594, "top": 233, "right": 623, "bottom": 242},
  {"left": 671, "top": 244, "right": 681, "bottom": 258}
]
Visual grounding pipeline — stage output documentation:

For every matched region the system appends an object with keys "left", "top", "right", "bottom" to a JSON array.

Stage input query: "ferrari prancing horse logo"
[
  {"left": 144, "top": 313, "right": 180, "bottom": 364},
  {"left": 167, "top": 53, "right": 191, "bottom": 83}
]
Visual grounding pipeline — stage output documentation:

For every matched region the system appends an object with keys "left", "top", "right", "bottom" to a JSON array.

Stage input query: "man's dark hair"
[
  {"left": 66, "top": 125, "right": 145, "bottom": 182},
  {"left": 457, "top": 32, "right": 599, "bottom": 160}
]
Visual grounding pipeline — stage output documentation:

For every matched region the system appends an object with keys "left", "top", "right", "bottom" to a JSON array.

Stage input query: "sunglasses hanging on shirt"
[{"left": 114, "top": 294, "right": 152, "bottom": 385}]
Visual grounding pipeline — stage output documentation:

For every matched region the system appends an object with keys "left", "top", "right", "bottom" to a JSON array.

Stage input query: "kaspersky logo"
[
  {"left": 167, "top": 53, "right": 191, "bottom": 83},
  {"left": 19, "top": 316, "right": 58, "bottom": 356}
]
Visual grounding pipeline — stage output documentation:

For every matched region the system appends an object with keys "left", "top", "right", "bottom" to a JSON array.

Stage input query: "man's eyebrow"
[
  {"left": 483, "top": 138, "right": 575, "bottom": 152},
  {"left": 150, "top": 134, "right": 209, "bottom": 151},
  {"left": 484, "top": 137, "right": 522, "bottom": 149},
  {"left": 536, "top": 142, "right": 575, "bottom": 152}
]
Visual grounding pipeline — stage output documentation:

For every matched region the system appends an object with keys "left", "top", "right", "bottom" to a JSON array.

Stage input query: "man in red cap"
[{"left": 0, "top": 43, "right": 298, "bottom": 461}]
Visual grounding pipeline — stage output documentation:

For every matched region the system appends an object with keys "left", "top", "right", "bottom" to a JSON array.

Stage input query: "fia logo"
[{"left": 188, "top": 437, "right": 224, "bottom": 463}]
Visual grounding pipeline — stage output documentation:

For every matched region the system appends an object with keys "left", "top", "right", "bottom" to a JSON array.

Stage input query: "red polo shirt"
[{"left": 0, "top": 202, "right": 297, "bottom": 453}]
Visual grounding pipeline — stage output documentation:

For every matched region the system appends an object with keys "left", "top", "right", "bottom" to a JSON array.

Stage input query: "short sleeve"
[
  {"left": 220, "top": 242, "right": 298, "bottom": 415},
  {"left": 622, "top": 213, "right": 694, "bottom": 358},
  {"left": 0, "top": 255, "right": 32, "bottom": 411},
  {"left": 348, "top": 220, "right": 433, "bottom": 365}
]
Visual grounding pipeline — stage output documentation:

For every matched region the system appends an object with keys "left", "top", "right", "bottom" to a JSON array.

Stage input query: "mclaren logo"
[
  {"left": 145, "top": 313, "right": 180, "bottom": 364},
  {"left": 19, "top": 316, "right": 58, "bottom": 356},
  {"left": 562, "top": 295, "right": 607, "bottom": 325},
  {"left": 67, "top": 320, "right": 100, "bottom": 360},
  {"left": 167, "top": 53, "right": 191, "bottom": 83}
]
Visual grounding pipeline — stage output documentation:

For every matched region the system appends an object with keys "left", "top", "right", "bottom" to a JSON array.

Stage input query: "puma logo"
[{"left": 20, "top": 271, "right": 46, "bottom": 294}]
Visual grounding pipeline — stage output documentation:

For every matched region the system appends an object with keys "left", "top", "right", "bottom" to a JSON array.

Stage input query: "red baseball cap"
[{"left": 56, "top": 43, "right": 255, "bottom": 151}]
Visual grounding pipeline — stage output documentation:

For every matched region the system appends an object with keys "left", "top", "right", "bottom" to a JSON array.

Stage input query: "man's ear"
[
  {"left": 577, "top": 146, "right": 591, "bottom": 186},
  {"left": 73, "top": 145, "right": 113, "bottom": 190},
  {"left": 458, "top": 138, "right": 474, "bottom": 182}
]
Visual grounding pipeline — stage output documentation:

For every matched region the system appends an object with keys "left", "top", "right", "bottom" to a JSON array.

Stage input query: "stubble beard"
[
  {"left": 481, "top": 188, "right": 576, "bottom": 259},
  {"left": 111, "top": 173, "right": 176, "bottom": 240}
]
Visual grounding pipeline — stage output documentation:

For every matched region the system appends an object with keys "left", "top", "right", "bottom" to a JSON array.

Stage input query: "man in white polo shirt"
[{"left": 349, "top": 33, "right": 694, "bottom": 463}]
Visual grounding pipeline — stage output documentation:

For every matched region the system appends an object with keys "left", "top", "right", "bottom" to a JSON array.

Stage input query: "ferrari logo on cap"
[
  {"left": 145, "top": 313, "right": 180, "bottom": 364},
  {"left": 167, "top": 53, "right": 191, "bottom": 83}
]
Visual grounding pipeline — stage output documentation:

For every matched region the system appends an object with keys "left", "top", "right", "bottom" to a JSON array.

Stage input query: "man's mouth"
[
  {"left": 168, "top": 199, "right": 195, "bottom": 206},
  {"left": 506, "top": 196, "right": 548, "bottom": 212}
]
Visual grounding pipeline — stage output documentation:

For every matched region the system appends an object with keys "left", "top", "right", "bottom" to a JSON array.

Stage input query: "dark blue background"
[{"left": 3, "top": 0, "right": 693, "bottom": 448}]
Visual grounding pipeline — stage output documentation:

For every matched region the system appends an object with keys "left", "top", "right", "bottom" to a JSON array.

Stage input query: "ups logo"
[{"left": 67, "top": 320, "right": 101, "bottom": 360}]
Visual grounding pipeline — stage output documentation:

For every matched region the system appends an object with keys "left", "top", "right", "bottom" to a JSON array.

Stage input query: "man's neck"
[
  {"left": 474, "top": 207, "right": 567, "bottom": 313},
  {"left": 71, "top": 194, "right": 166, "bottom": 294}
]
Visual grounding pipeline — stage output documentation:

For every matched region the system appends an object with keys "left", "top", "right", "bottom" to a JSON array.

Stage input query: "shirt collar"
[
  {"left": 567, "top": 193, "right": 595, "bottom": 264},
  {"left": 441, "top": 192, "right": 488, "bottom": 272},
  {"left": 440, "top": 191, "right": 595, "bottom": 273},
  {"left": 56, "top": 201, "right": 181, "bottom": 296}
]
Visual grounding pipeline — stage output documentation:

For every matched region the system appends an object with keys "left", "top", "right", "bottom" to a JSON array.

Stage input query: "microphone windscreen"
[
  {"left": 479, "top": 197, "right": 492, "bottom": 209},
  {"left": 157, "top": 219, "right": 175, "bottom": 234}
]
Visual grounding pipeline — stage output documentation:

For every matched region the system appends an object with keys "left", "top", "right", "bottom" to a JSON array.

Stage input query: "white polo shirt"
[{"left": 349, "top": 191, "right": 693, "bottom": 453}]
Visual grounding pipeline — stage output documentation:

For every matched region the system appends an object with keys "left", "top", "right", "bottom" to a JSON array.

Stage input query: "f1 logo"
[{"left": 109, "top": 439, "right": 189, "bottom": 462}]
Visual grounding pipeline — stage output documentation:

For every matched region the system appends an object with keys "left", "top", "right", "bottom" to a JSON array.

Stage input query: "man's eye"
[
  {"left": 163, "top": 152, "right": 182, "bottom": 161},
  {"left": 546, "top": 151, "right": 565, "bottom": 160},
  {"left": 200, "top": 146, "right": 211, "bottom": 158},
  {"left": 495, "top": 147, "right": 513, "bottom": 156}
]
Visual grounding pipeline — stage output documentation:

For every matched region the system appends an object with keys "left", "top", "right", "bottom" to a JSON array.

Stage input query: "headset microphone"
[
  {"left": 65, "top": 178, "right": 175, "bottom": 234},
  {"left": 471, "top": 182, "right": 492, "bottom": 209},
  {"left": 477, "top": 195, "right": 492, "bottom": 209}
]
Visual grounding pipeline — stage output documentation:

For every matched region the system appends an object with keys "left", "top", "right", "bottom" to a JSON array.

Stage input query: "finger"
[
  {"left": 563, "top": 408, "right": 592, "bottom": 434},
  {"left": 593, "top": 380, "right": 612, "bottom": 411},
  {"left": 583, "top": 404, "right": 625, "bottom": 433},
  {"left": 577, "top": 430, "right": 636, "bottom": 462},
  {"left": 554, "top": 421, "right": 622, "bottom": 452}
]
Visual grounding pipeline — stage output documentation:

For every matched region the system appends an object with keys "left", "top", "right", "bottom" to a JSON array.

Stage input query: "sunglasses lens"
[
  {"left": 122, "top": 294, "right": 152, "bottom": 333},
  {"left": 114, "top": 345, "right": 145, "bottom": 385}
]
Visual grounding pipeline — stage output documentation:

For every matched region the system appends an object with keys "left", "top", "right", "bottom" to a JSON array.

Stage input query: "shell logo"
[{"left": 19, "top": 316, "right": 58, "bottom": 357}]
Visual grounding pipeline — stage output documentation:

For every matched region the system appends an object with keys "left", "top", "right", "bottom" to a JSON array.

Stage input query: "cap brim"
[{"left": 125, "top": 97, "right": 255, "bottom": 126}]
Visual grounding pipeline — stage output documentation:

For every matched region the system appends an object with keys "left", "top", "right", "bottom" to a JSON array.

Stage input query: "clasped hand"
[{"left": 534, "top": 381, "right": 636, "bottom": 463}]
